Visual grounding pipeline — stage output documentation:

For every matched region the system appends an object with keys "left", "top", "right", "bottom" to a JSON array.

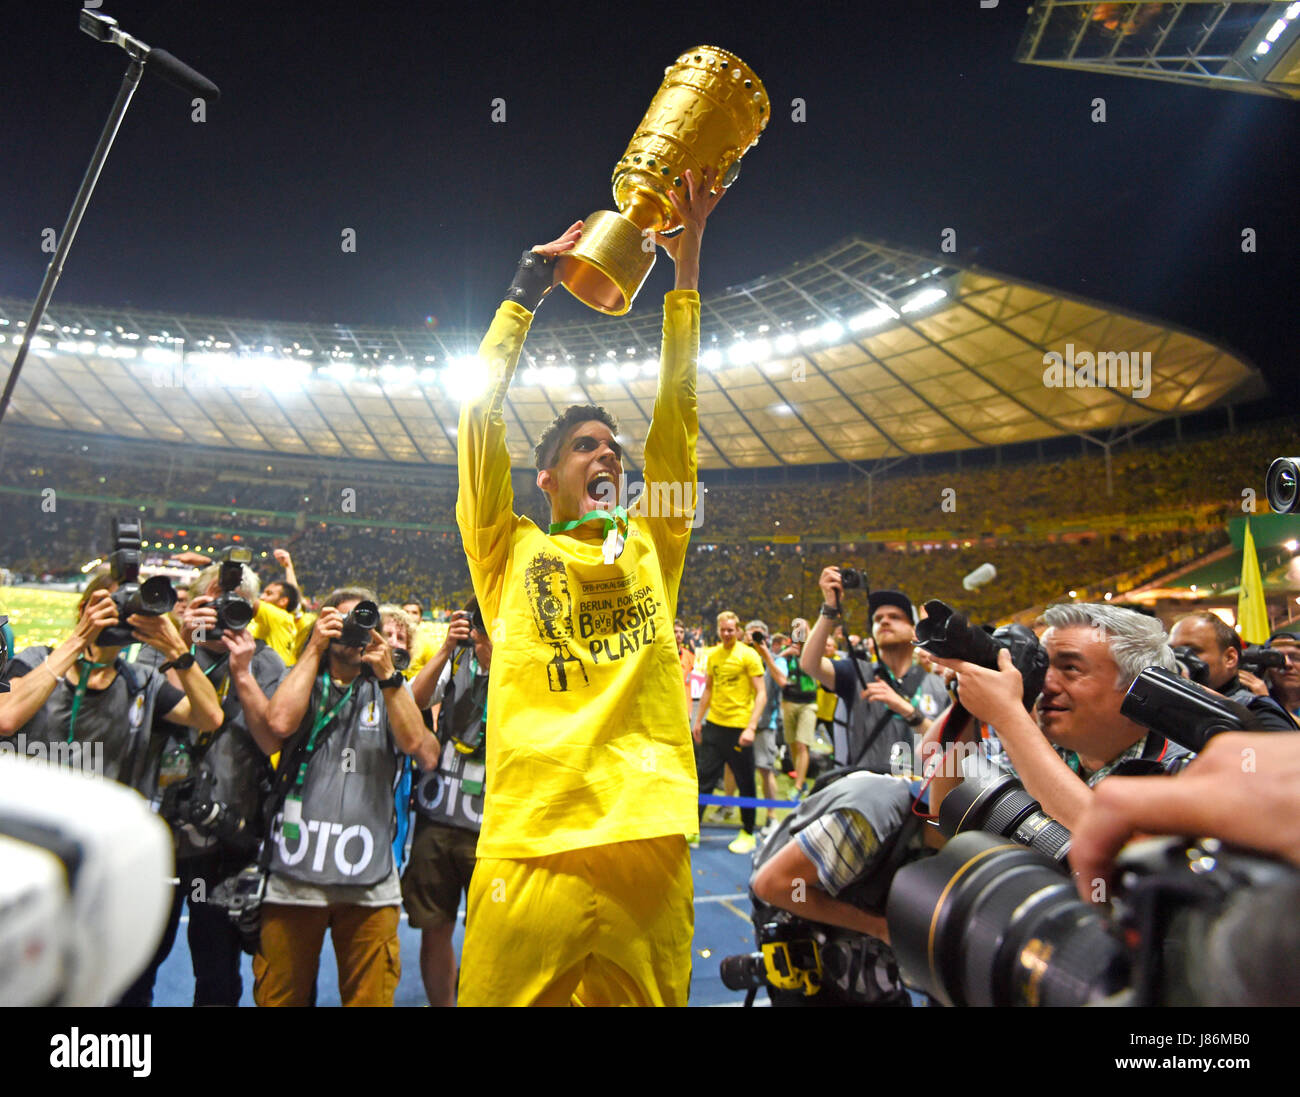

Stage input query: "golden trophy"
[{"left": 558, "top": 46, "right": 770, "bottom": 316}]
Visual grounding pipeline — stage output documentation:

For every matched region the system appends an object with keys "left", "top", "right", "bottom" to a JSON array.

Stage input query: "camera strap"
[{"left": 65, "top": 655, "right": 113, "bottom": 744}]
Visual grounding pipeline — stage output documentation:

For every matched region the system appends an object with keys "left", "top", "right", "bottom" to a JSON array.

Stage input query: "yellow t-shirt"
[
  {"left": 816, "top": 684, "right": 838, "bottom": 723},
  {"left": 293, "top": 611, "right": 317, "bottom": 663},
  {"left": 457, "top": 291, "right": 700, "bottom": 860},
  {"left": 251, "top": 600, "right": 299, "bottom": 666},
  {"left": 703, "top": 642, "right": 764, "bottom": 727},
  {"left": 405, "top": 627, "right": 439, "bottom": 681}
]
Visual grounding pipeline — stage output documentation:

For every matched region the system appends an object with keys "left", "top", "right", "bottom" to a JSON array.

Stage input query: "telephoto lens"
[
  {"left": 391, "top": 648, "right": 411, "bottom": 672},
  {"left": 339, "top": 600, "right": 381, "bottom": 646},
  {"left": 886, "top": 831, "right": 1128, "bottom": 1007},
  {"left": 938, "top": 770, "right": 1071, "bottom": 863}
]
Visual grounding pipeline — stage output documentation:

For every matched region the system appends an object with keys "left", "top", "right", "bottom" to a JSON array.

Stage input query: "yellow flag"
[{"left": 1238, "top": 519, "right": 1269, "bottom": 644}]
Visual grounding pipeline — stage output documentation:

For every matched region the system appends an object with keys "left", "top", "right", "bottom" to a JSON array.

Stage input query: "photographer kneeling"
[
  {"left": 255, "top": 587, "right": 438, "bottom": 1007},
  {"left": 924, "top": 603, "right": 1193, "bottom": 833}
]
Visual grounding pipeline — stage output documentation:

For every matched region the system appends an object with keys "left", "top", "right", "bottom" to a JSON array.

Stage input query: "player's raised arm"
[
  {"left": 640, "top": 170, "right": 722, "bottom": 575},
  {"left": 456, "top": 222, "right": 582, "bottom": 609}
]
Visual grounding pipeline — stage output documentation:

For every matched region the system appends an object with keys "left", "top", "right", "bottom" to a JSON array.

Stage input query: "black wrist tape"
[{"left": 506, "top": 250, "right": 556, "bottom": 312}]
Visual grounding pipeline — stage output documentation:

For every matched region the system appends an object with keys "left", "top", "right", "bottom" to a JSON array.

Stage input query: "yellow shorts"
[{"left": 459, "top": 835, "right": 693, "bottom": 1006}]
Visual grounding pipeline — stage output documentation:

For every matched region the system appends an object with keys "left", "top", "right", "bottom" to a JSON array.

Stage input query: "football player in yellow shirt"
[{"left": 455, "top": 170, "right": 722, "bottom": 1006}]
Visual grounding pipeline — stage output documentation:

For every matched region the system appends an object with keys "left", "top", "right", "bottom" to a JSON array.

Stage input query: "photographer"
[
  {"left": 800, "top": 568, "right": 947, "bottom": 773},
  {"left": 1168, "top": 612, "right": 1296, "bottom": 730},
  {"left": 744, "top": 619, "right": 784, "bottom": 821},
  {"left": 1263, "top": 627, "right": 1300, "bottom": 718},
  {"left": 144, "top": 563, "right": 286, "bottom": 1006},
  {"left": 770, "top": 617, "right": 818, "bottom": 797},
  {"left": 404, "top": 597, "right": 490, "bottom": 1006},
  {"left": 2, "top": 575, "right": 223, "bottom": 791},
  {"left": 254, "top": 587, "right": 438, "bottom": 1007},
  {"left": 746, "top": 767, "right": 919, "bottom": 1006},
  {"left": 2, "top": 574, "right": 224, "bottom": 1007},
  {"left": 924, "top": 603, "right": 1193, "bottom": 833}
]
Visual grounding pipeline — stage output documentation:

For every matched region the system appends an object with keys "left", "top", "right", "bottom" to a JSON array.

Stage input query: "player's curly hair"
[{"left": 534, "top": 404, "right": 620, "bottom": 471}]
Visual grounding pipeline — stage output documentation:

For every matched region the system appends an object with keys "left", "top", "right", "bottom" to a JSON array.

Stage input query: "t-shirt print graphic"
[{"left": 524, "top": 551, "right": 589, "bottom": 693}]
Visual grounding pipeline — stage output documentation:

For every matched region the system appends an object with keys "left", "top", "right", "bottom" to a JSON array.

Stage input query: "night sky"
[{"left": 4, "top": 0, "right": 1298, "bottom": 406}]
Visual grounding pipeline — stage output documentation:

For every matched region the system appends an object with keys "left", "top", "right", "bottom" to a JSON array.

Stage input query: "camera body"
[
  {"left": 719, "top": 910, "right": 904, "bottom": 1005},
  {"left": 1239, "top": 643, "right": 1286, "bottom": 675},
  {"left": 915, "top": 599, "right": 1048, "bottom": 712},
  {"left": 1171, "top": 645, "right": 1211, "bottom": 686},
  {"left": 158, "top": 772, "right": 249, "bottom": 845},
  {"left": 207, "top": 865, "right": 266, "bottom": 956},
  {"left": 206, "top": 547, "right": 256, "bottom": 641},
  {"left": 838, "top": 566, "right": 864, "bottom": 591},
  {"left": 453, "top": 609, "right": 475, "bottom": 649},
  {"left": 98, "top": 518, "right": 176, "bottom": 647}
]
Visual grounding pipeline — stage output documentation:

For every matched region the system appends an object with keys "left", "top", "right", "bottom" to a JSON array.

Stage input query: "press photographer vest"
[
  {"left": 173, "top": 643, "right": 282, "bottom": 860},
  {"left": 750, "top": 768, "right": 920, "bottom": 914},
  {"left": 269, "top": 675, "right": 402, "bottom": 888},
  {"left": 413, "top": 649, "right": 488, "bottom": 833},
  {"left": 9, "top": 646, "right": 168, "bottom": 795},
  {"left": 843, "top": 660, "right": 929, "bottom": 774}
]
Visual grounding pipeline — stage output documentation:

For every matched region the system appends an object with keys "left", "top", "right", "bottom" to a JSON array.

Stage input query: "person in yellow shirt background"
[
  {"left": 692, "top": 610, "right": 767, "bottom": 855},
  {"left": 401, "top": 598, "right": 440, "bottom": 679},
  {"left": 454, "top": 168, "right": 723, "bottom": 1006}
]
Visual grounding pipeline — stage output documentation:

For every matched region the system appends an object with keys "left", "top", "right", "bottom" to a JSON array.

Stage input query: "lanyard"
[
  {"left": 66, "top": 656, "right": 113, "bottom": 744},
  {"left": 549, "top": 506, "right": 629, "bottom": 564},
  {"left": 292, "top": 673, "right": 354, "bottom": 795}
]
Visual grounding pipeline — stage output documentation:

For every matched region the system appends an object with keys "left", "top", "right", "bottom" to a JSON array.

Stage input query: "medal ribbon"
[{"left": 548, "top": 506, "right": 629, "bottom": 563}]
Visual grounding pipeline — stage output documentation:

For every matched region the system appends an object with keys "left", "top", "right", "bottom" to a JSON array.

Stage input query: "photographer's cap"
[
  {"left": 1266, "top": 627, "right": 1300, "bottom": 646},
  {"left": 868, "top": 589, "right": 917, "bottom": 625}
]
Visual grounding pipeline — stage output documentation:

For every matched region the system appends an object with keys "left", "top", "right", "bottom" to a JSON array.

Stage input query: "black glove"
[{"left": 506, "top": 249, "right": 557, "bottom": 312}]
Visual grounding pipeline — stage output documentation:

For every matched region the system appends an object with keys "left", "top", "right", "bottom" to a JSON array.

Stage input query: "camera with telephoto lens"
[
  {"left": 886, "top": 827, "right": 1300, "bottom": 1007},
  {"left": 937, "top": 769, "right": 1072, "bottom": 863},
  {"left": 158, "top": 771, "right": 250, "bottom": 845},
  {"left": 1171, "top": 645, "right": 1211, "bottom": 686},
  {"left": 1239, "top": 644, "right": 1286, "bottom": 675},
  {"left": 839, "top": 566, "right": 864, "bottom": 591},
  {"left": 338, "top": 600, "right": 380, "bottom": 647},
  {"left": 206, "top": 546, "right": 256, "bottom": 640},
  {"left": 914, "top": 600, "right": 1049, "bottom": 713},
  {"left": 98, "top": 518, "right": 177, "bottom": 647},
  {"left": 719, "top": 910, "right": 905, "bottom": 1005}
]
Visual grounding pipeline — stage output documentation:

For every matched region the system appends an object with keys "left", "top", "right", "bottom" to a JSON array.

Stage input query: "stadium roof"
[
  {"left": 0, "top": 236, "right": 1263, "bottom": 472},
  {"left": 1016, "top": 1, "right": 1300, "bottom": 100}
]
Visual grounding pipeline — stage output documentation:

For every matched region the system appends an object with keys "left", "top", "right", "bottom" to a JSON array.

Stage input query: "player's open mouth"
[{"left": 587, "top": 471, "right": 618, "bottom": 508}]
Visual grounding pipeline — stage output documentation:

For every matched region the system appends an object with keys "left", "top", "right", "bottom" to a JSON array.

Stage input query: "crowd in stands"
[{"left": 0, "top": 418, "right": 1288, "bottom": 627}]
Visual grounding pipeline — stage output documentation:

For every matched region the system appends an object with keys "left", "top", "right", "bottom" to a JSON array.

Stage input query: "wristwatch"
[
  {"left": 160, "top": 652, "right": 197, "bottom": 673},
  {"left": 378, "top": 670, "right": 405, "bottom": 690},
  {"left": 819, "top": 604, "right": 841, "bottom": 619},
  {"left": 905, "top": 707, "right": 925, "bottom": 727}
]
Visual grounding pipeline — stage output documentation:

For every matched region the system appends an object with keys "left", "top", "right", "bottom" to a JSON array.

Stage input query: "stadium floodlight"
[
  {"left": 597, "top": 363, "right": 620, "bottom": 385},
  {"left": 142, "top": 346, "right": 179, "bottom": 365},
  {"left": 323, "top": 361, "right": 356, "bottom": 383},
  {"left": 641, "top": 360, "right": 658, "bottom": 377},
  {"left": 849, "top": 306, "right": 896, "bottom": 331},
  {"left": 901, "top": 287, "right": 948, "bottom": 313},
  {"left": 798, "top": 326, "right": 823, "bottom": 347},
  {"left": 700, "top": 348, "right": 722, "bottom": 370},
  {"left": 772, "top": 404, "right": 793, "bottom": 415},
  {"left": 820, "top": 321, "right": 843, "bottom": 343},
  {"left": 585, "top": 366, "right": 597, "bottom": 378},
  {"left": 774, "top": 332, "right": 798, "bottom": 355},
  {"left": 619, "top": 361, "right": 639, "bottom": 380},
  {"left": 728, "top": 340, "right": 753, "bottom": 366},
  {"left": 442, "top": 358, "right": 486, "bottom": 403}
]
